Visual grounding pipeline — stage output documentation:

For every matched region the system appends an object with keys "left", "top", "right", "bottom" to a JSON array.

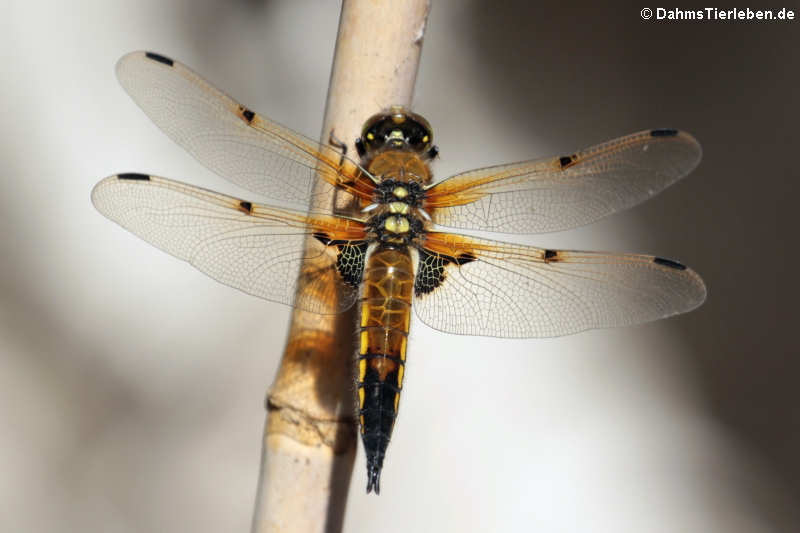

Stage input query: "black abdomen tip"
[
  {"left": 650, "top": 128, "right": 679, "bottom": 137},
  {"left": 366, "top": 462, "right": 382, "bottom": 495},
  {"left": 118, "top": 173, "right": 150, "bottom": 181},
  {"left": 145, "top": 52, "right": 174, "bottom": 67},
  {"left": 654, "top": 256, "right": 687, "bottom": 270}
]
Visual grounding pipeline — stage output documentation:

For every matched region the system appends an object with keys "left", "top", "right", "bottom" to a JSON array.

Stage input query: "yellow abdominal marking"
[
  {"left": 358, "top": 358, "right": 367, "bottom": 381},
  {"left": 358, "top": 387, "right": 365, "bottom": 409},
  {"left": 388, "top": 202, "right": 409, "bottom": 214},
  {"left": 394, "top": 392, "right": 400, "bottom": 411},
  {"left": 397, "top": 364, "right": 404, "bottom": 389},
  {"left": 392, "top": 186, "right": 408, "bottom": 198},
  {"left": 360, "top": 302, "right": 372, "bottom": 327},
  {"left": 384, "top": 216, "right": 410, "bottom": 233}
]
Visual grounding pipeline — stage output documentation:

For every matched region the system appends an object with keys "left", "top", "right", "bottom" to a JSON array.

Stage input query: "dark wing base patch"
[
  {"left": 337, "top": 242, "right": 369, "bottom": 286},
  {"left": 314, "top": 233, "right": 368, "bottom": 287},
  {"left": 414, "top": 248, "right": 475, "bottom": 296}
]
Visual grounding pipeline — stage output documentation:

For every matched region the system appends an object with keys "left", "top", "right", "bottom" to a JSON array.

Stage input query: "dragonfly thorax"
[
  {"left": 384, "top": 215, "right": 410, "bottom": 234},
  {"left": 364, "top": 178, "right": 427, "bottom": 244},
  {"left": 374, "top": 178, "right": 424, "bottom": 205},
  {"left": 367, "top": 211, "right": 423, "bottom": 245}
]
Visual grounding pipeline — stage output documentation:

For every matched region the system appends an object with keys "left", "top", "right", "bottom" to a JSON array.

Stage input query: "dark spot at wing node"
[
  {"left": 118, "top": 173, "right": 150, "bottom": 181},
  {"left": 653, "top": 256, "right": 687, "bottom": 270},
  {"left": 559, "top": 154, "right": 577, "bottom": 169},
  {"left": 239, "top": 106, "right": 255, "bottom": 124},
  {"left": 544, "top": 249, "right": 560, "bottom": 262},
  {"left": 144, "top": 52, "right": 174, "bottom": 67},
  {"left": 651, "top": 129, "right": 679, "bottom": 137},
  {"left": 238, "top": 201, "right": 253, "bottom": 214},
  {"left": 414, "top": 248, "right": 475, "bottom": 295}
]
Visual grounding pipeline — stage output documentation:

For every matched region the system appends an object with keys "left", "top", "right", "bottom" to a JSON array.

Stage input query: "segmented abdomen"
[{"left": 357, "top": 244, "right": 413, "bottom": 494}]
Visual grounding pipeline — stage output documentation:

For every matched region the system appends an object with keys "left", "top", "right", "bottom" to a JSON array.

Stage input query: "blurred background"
[{"left": 2, "top": 1, "right": 798, "bottom": 531}]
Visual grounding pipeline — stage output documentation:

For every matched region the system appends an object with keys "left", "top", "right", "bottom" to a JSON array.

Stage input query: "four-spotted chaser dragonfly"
[{"left": 92, "top": 51, "right": 706, "bottom": 494}]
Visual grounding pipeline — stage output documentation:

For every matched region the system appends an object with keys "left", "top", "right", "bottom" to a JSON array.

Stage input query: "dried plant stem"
[{"left": 251, "top": 2, "right": 430, "bottom": 532}]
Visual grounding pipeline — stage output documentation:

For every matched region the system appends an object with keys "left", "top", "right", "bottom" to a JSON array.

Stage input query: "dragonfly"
[{"left": 92, "top": 51, "right": 706, "bottom": 495}]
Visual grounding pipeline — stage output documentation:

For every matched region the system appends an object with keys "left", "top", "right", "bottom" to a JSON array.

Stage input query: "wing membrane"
[
  {"left": 425, "top": 129, "right": 701, "bottom": 233},
  {"left": 115, "top": 51, "right": 375, "bottom": 211},
  {"left": 414, "top": 232, "right": 706, "bottom": 338},
  {"left": 92, "top": 173, "right": 368, "bottom": 314}
]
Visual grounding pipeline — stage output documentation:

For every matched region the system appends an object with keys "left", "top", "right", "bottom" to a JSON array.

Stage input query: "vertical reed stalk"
[{"left": 251, "top": 2, "right": 431, "bottom": 532}]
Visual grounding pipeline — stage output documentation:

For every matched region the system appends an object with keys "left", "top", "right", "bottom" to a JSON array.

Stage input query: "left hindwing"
[
  {"left": 413, "top": 232, "right": 706, "bottom": 338},
  {"left": 92, "top": 173, "right": 368, "bottom": 314}
]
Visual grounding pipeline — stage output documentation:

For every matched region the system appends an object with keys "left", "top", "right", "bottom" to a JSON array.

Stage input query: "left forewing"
[{"left": 413, "top": 232, "right": 706, "bottom": 338}]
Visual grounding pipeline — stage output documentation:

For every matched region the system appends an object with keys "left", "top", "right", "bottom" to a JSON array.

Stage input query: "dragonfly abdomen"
[{"left": 357, "top": 244, "right": 414, "bottom": 494}]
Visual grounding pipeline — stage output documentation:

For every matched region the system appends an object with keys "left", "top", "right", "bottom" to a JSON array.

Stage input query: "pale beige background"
[{"left": 1, "top": 1, "right": 797, "bottom": 532}]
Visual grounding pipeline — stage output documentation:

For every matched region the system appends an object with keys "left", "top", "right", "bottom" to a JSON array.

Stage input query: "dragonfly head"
[{"left": 357, "top": 106, "right": 435, "bottom": 158}]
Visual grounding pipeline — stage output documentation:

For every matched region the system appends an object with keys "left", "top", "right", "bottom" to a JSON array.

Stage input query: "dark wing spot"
[
  {"left": 415, "top": 249, "right": 448, "bottom": 295},
  {"left": 544, "top": 249, "right": 559, "bottom": 262},
  {"left": 415, "top": 248, "right": 475, "bottom": 295},
  {"left": 336, "top": 242, "right": 369, "bottom": 287},
  {"left": 559, "top": 154, "right": 577, "bottom": 169},
  {"left": 455, "top": 252, "right": 476, "bottom": 265},
  {"left": 118, "top": 173, "right": 150, "bottom": 181},
  {"left": 239, "top": 106, "right": 255, "bottom": 124},
  {"left": 312, "top": 232, "right": 332, "bottom": 245},
  {"left": 312, "top": 234, "right": 367, "bottom": 286},
  {"left": 144, "top": 52, "right": 174, "bottom": 67},
  {"left": 651, "top": 129, "right": 679, "bottom": 137},
  {"left": 653, "top": 256, "right": 687, "bottom": 270},
  {"left": 238, "top": 201, "right": 253, "bottom": 214}
]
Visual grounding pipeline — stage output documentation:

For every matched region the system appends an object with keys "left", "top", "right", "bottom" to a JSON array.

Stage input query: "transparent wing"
[
  {"left": 92, "top": 173, "right": 369, "bottom": 314},
  {"left": 115, "top": 51, "right": 375, "bottom": 211},
  {"left": 413, "top": 232, "right": 706, "bottom": 338},
  {"left": 424, "top": 129, "right": 701, "bottom": 234}
]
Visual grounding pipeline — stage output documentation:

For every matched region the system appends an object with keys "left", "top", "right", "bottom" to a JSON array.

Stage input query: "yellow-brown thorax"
[{"left": 366, "top": 151, "right": 432, "bottom": 185}]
